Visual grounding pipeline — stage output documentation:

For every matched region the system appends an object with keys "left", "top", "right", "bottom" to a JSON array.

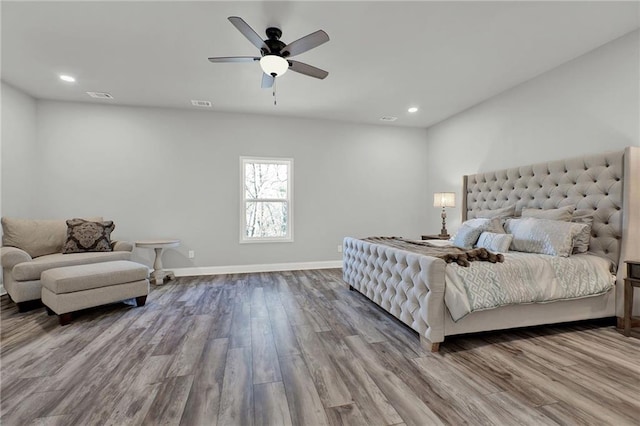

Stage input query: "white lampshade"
[
  {"left": 434, "top": 192, "right": 455, "bottom": 208},
  {"left": 260, "top": 55, "right": 289, "bottom": 77}
]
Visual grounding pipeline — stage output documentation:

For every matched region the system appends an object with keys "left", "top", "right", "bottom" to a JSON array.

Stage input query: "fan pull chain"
[{"left": 273, "top": 77, "right": 277, "bottom": 106}]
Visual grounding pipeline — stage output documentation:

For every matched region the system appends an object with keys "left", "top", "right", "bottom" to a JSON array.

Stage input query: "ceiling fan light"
[{"left": 260, "top": 55, "right": 288, "bottom": 77}]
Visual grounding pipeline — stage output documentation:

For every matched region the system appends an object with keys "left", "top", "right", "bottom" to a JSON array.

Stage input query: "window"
[{"left": 240, "top": 157, "right": 293, "bottom": 243}]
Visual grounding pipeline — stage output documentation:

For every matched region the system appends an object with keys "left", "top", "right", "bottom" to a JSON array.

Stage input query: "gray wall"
[
  {"left": 3, "top": 30, "right": 637, "bottom": 271},
  {"left": 1, "top": 82, "right": 38, "bottom": 218},
  {"left": 1, "top": 82, "right": 38, "bottom": 291},
  {"left": 25, "top": 101, "right": 428, "bottom": 268},
  {"left": 424, "top": 30, "right": 640, "bottom": 233}
]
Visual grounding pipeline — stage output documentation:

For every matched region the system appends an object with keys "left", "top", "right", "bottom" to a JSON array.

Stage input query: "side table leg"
[
  {"left": 624, "top": 279, "right": 632, "bottom": 337},
  {"left": 150, "top": 247, "right": 165, "bottom": 285}
]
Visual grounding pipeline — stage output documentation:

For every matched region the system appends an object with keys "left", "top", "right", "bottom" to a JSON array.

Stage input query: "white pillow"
[
  {"left": 476, "top": 232, "right": 513, "bottom": 253},
  {"left": 452, "top": 222, "right": 487, "bottom": 249},
  {"left": 504, "top": 217, "right": 585, "bottom": 257},
  {"left": 449, "top": 218, "right": 504, "bottom": 242}
]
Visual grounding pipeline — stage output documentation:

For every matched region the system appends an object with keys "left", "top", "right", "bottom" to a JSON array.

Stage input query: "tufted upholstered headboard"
[{"left": 462, "top": 150, "right": 625, "bottom": 268}]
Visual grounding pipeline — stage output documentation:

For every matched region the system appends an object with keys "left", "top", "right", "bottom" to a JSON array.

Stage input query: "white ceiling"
[{"left": 2, "top": 1, "right": 639, "bottom": 128}]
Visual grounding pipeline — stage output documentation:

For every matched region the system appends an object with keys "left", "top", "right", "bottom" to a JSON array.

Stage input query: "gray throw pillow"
[
  {"left": 570, "top": 210, "right": 595, "bottom": 254},
  {"left": 571, "top": 222, "right": 592, "bottom": 254},
  {"left": 522, "top": 205, "right": 575, "bottom": 222},
  {"left": 473, "top": 205, "right": 516, "bottom": 219}
]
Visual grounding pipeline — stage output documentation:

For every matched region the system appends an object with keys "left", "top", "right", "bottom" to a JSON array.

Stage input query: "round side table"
[{"left": 135, "top": 239, "right": 180, "bottom": 285}]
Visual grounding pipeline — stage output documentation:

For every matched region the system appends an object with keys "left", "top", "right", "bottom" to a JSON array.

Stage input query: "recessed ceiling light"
[
  {"left": 408, "top": 107, "right": 418, "bottom": 113},
  {"left": 380, "top": 116, "right": 398, "bottom": 122},
  {"left": 59, "top": 75, "right": 76, "bottom": 83}
]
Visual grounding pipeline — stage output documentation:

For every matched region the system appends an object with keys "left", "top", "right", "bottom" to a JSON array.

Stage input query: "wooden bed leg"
[
  {"left": 420, "top": 336, "right": 440, "bottom": 353},
  {"left": 617, "top": 316, "right": 640, "bottom": 331}
]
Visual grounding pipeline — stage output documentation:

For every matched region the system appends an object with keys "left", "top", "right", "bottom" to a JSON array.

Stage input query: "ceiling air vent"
[
  {"left": 86, "top": 91, "right": 114, "bottom": 99},
  {"left": 379, "top": 116, "right": 398, "bottom": 122},
  {"left": 191, "top": 100, "right": 212, "bottom": 107}
]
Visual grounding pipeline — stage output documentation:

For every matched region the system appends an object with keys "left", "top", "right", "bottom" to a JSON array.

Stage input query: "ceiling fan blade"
[
  {"left": 208, "top": 56, "right": 260, "bottom": 63},
  {"left": 261, "top": 73, "right": 275, "bottom": 89},
  {"left": 288, "top": 60, "right": 329, "bottom": 79},
  {"left": 228, "top": 16, "right": 270, "bottom": 53},
  {"left": 282, "top": 30, "right": 329, "bottom": 57}
]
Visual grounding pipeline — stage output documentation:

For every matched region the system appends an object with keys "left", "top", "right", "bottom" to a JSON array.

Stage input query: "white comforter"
[{"left": 444, "top": 252, "right": 615, "bottom": 321}]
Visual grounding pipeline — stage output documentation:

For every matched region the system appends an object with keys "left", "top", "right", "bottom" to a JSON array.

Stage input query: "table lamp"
[{"left": 433, "top": 192, "right": 455, "bottom": 238}]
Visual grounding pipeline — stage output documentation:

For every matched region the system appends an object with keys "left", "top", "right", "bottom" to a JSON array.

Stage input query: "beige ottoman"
[{"left": 41, "top": 260, "right": 150, "bottom": 325}]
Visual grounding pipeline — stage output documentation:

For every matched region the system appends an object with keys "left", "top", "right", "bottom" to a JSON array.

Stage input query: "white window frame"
[{"left": 240, "top": 156, "right": 294, "bottom": 243}]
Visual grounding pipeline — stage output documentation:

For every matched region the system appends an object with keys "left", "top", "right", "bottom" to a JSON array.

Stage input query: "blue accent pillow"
[{"left": 452, "top": 223, "right": 486, "bottom": 249}]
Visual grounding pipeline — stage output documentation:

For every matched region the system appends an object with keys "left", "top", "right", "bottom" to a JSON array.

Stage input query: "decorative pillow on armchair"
[{"left": 63, "top": 218, "right": 115, "bottom": 254}]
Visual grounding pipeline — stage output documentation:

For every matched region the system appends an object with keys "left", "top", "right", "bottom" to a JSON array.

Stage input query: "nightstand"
[
  {"left": 623, "top": 260, "right": 640, "bottom": 337},
  {"left": 421, "top": 234, "right": 450, "bottom": 241}
]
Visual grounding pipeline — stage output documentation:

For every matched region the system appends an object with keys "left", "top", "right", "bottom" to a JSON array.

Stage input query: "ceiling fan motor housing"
[
  {"left": 265, "top": 27, "right": 282, "bottom": 40},
  {"left": 264, "top": 27, "right": 287, "bottom": 56}
]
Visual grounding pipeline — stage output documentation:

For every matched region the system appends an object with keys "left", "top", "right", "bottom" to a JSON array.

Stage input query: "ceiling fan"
[{"left": 208, "top": 16, "right": 329, "bottom": 89}]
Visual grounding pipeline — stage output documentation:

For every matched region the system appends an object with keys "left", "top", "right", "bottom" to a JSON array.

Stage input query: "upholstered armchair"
[{"left": 1, "top": 217, "right": 133, "bottom": 311}]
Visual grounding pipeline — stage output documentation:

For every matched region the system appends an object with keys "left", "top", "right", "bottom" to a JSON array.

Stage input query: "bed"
[{"left": 343, "top": 147, "right": 640, "bottom": 351}]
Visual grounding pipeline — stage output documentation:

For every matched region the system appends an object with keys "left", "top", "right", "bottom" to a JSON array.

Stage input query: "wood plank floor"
[{"left": 2, "top": 269, "right": 639, "bottom": 425}]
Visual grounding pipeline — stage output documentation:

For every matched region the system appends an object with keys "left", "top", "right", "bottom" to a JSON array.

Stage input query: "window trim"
[{"left": 239, "top": 156, "right": 294, "bottom": 244}]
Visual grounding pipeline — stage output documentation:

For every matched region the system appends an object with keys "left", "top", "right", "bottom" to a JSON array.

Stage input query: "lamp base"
[{"left": 440, "top": 208, "right": 449, "bottom": 239}]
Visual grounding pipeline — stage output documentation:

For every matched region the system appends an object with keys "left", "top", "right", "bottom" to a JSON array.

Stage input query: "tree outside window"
[{"left": 240, "top": 157, "right": 293, "bottom": 243}]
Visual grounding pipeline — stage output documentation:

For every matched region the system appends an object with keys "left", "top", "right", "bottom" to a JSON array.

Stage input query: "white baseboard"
[{"left": 172, "top": 260, "right": 343, "bottom": 277}]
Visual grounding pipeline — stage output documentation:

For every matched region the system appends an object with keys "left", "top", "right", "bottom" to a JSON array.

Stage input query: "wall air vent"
[
  {"left": 191, "top": 100, "right": 212, "bottom": 107},
  {"left": 379, "top": 116, "right": 398, "bottom": 122},
  {"left": 86, "top": 91, "right": 114, "bottom": 99}
]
